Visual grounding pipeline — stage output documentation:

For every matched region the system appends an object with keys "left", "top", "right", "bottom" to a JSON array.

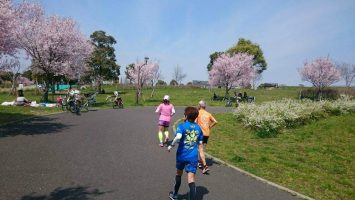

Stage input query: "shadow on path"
[
  {"left": 20, "top": 186, "right": 110, "bottom": 200},
  {"left": 0, "top": 116, "right": 71, "bottom": 138},
  {"left": 179, "top": 186, "right": 209, "bottom": 200}
]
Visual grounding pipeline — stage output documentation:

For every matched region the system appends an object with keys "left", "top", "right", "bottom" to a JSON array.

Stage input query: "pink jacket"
[{"left": 155, "top": 103, "right": 175, "bottom": 122}]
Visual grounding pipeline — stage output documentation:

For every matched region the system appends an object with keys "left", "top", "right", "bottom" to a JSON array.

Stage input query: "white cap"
[
  {"left": 199, "top": 100, "right": 206, "bottom": 107},
  {"left": 163, "top": 95, "right": 170, "bottom": 101}
]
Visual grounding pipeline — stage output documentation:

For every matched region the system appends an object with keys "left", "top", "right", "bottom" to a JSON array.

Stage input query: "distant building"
[{"left": 192, "top": 80, "right": 210, "bottom": 88}]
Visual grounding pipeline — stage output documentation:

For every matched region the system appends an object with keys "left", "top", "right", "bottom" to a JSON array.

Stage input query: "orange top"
[{"left": 196, "top": 109, "right": 217, "bottom": 136}]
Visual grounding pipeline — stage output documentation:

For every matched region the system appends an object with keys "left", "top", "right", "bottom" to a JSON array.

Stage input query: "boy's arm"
[
  {"left": 168, "top": 123, "right": 183, "bottom": 151},
  {"left": 170, "top": 133, "right": 182, "bottom": 146},
  {"left": 167, "top": 133, "right": 182, "bottom": 151}
]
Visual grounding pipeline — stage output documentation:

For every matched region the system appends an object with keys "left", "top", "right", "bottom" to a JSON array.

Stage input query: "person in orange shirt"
[{"left": 196, "top": 100, "right": 217, "bottom": 174}]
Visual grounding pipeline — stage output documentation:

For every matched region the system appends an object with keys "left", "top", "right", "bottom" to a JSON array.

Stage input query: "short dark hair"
[{"left": 184, "top": 106, "right": 199, "bottom": 122}]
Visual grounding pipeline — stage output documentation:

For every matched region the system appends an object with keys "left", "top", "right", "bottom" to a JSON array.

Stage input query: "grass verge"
[{"left": 207, "top": 112, "right": 355, "bottom": 200}]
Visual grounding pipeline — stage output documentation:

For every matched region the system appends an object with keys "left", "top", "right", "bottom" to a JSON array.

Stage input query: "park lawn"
[
  {"left": 0, "top": 92, "right": 63, "bottom": 125},
  {"left": 207, "top": 112, "right": 355, "bottom": 200},
  {"left": 0, "top": 86, "right": 301, "bottom": 125},
  {"left": 97, "top": 85, "right": 301, "bottom": 106}
]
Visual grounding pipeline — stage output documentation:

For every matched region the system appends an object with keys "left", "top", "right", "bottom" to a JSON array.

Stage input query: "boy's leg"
[
  {"left": 174, "top": 170, "right": 183, "bottom": 195},
  {"left": 170, "top": 164, "right": 184, "bottom": 200},
  {"left": 185, "top": 160, "right": 198, "bottom": 200},
  {"left": 187, "top": 173, "right": 196, "bottom": 200}
]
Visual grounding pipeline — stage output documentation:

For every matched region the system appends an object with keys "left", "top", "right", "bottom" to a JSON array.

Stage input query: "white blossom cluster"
[{"left": 234, "top": 98, "right": 355, "bottom": 134}]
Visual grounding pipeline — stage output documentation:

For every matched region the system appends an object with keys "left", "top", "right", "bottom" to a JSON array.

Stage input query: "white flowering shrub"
[{"left": 234, "top": 99, "right": 355, "bottom": 137}]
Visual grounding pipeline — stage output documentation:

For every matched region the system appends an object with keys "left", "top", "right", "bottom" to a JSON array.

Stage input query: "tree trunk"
[
  {"left": 43, "top": 75, "right": 52, "bottom": 103},
  {"left": 9, "top": 73, "right": 17, "bottom": 96},
  {"left": 51, "top": 81, "right": 55, "bottom": 95},
  {"left": 224, "top": 84, "right": 230, "bottom": 98},
  {"left": 150, "top": 87, "right": 155, "bottom": 98},
  {"left": 43, "top": 85, "right": 49, "bottom": 103},
  {"left": 98, "top": 81, "right": 102, "bottom": 93}
]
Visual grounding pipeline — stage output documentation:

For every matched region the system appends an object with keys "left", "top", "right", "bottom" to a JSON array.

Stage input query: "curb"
[{"left": 205, "top": 152, "right": 315, "bottom": 200}]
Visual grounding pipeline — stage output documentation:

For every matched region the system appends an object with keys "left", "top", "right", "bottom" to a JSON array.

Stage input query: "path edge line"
[{"left": 205, "top": 152, "right": 314, "bottom": 200}]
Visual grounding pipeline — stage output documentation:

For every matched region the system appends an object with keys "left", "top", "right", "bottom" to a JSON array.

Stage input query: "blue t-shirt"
[{"left": 175, "top": 121, "right": 203, "bottom": 162}]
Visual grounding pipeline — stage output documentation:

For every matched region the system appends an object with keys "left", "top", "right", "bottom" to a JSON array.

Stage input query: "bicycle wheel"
[
  {"left": 81, "top": 102, "right": 89, "bottom": 112},
  {"left": 62, "top": 104, "right": 68, "bottom": 111}
]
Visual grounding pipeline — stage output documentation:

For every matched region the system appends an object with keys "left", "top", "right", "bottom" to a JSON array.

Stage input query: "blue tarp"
[{"left": 49, "top": 84, "right": 76, "bottom": 91}]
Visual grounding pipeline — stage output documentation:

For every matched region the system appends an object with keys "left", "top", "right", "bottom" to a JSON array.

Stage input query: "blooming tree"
[
  {"left": 127, "top": 61, "right": 159, "bottom": 86},
  {"left": 299, "top": 57, "right": 340, "bottom": 93},
  {"left": 13, "top": 2, "right": 93, "bottom": 101},
  {"left": 0, "top": 0, "right": 17, "bottom": 58},
  {"left": 127, "top": 61, "right": 159, "bottom": 102},
  {"left": 209, "top": 53, "right": 255, "bottom": 95}
]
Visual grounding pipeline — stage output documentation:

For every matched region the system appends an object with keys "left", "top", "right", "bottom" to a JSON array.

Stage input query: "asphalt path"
[{"left": 0, "top": 107, "right": 300, "bottom": 200}]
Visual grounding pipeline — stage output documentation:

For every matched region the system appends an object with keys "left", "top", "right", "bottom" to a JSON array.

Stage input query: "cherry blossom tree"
[
  {"left": 299, "top": 57, "right": 340, "bottom": 93},
  {"left": 13, "top": 2, "right": 93, "bottom": 101},
  {"left": 0, "top": 0, "right": 17, "bottom": 58},
  {"left": 208, "top": 53, "right": 255, "bottom": 96},
  {"left": 127, "top": 60, "right": 159, "bottom": 103}
]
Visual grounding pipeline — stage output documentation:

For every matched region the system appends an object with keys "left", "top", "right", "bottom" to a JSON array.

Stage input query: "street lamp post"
[{"left": 136, "top": 57, "right": 149, "bottom": 105}]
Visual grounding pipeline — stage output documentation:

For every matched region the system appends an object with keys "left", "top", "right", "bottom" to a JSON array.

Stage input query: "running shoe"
[
  {"left": 164, "top": 138, "right": 169, "bottom": 146},
  {"left": 198, "top": 162, "right": 203, "bottom": 169},
  {"left": 159, "top": 143, "right": 164, "bottom": 147},
  {"left": 169, "top": 192, "right": 178, "bottom": 200},
  {"left": 202, "top": 165, "right": 210, "bottom": 174}
]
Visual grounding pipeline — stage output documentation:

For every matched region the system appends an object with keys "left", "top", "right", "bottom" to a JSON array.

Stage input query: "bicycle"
[
  {"left": 81, "top": 92, "right": 98, "bottom": 111},
  {"left": 106, "top": 91, "right": 123, "bottom": 109}
]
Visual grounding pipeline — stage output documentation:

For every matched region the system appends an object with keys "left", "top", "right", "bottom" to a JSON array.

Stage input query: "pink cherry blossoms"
[
  {"left": 0, "top": 0, "right": 17, "bottom": 57},
  {"left": 13, "top": 2, "right": 93, "bottom": 79},
  {"left": 299, "top": 57, "right": 340, "bottom": 91},
  {"left": 209, "top": 53, "right": 256, "bottom": 94},
  {"left": 127, "top": 61, "right": 159, "bottom": 87}
]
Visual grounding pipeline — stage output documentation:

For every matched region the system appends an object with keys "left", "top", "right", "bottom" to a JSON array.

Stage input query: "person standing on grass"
[
  {"left": 196, "top": 100, "right": 217, "bottom": 174},
  {"left": 155, "top": 95, "right": 175, "bottom": 147},
  {"left": 167, "top": 107, "right": 204, "bottom": 200}
]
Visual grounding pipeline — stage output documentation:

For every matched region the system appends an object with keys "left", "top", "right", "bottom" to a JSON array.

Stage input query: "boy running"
[
  {"left": 155, "top": 95, "right": 175, "bottom": 147},
  {"left": 196, "top": 100, "right": 217, "bottom": 174},
  {"left": 167, "top": 107, "right": 204, "bottom": 200}
]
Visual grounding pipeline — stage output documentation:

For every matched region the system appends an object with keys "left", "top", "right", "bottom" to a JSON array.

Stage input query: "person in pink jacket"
[{"left": 155, "top": 95, "right": 175, "bottom": 147}]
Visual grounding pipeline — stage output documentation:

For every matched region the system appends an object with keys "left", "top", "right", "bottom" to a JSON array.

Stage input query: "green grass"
[
  {"left": 0, "top": 91, "right": 62, "bottom": 124},
  {"left": 208, "top": 112, "right": 355, "bottom": 200},
  {"left": 95, "top": 85, "right": 300, "bottom": 106},
  {"left": 0, "top": 86, "right": 300, "bottom": 124}
]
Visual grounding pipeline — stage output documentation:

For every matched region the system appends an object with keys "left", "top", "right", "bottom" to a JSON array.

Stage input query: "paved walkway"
[{"left": 0, "top": 107, "right": 300, "bottom": 200}]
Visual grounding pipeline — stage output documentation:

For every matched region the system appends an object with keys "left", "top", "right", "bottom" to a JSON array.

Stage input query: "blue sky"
[{"left": 37, "top": 0, "right": 355, "bottom": 85}]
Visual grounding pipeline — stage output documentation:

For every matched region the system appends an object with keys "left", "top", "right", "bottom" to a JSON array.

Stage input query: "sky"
[{"left": 33, "top": 0, "right": 355, "bottom": 85}]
